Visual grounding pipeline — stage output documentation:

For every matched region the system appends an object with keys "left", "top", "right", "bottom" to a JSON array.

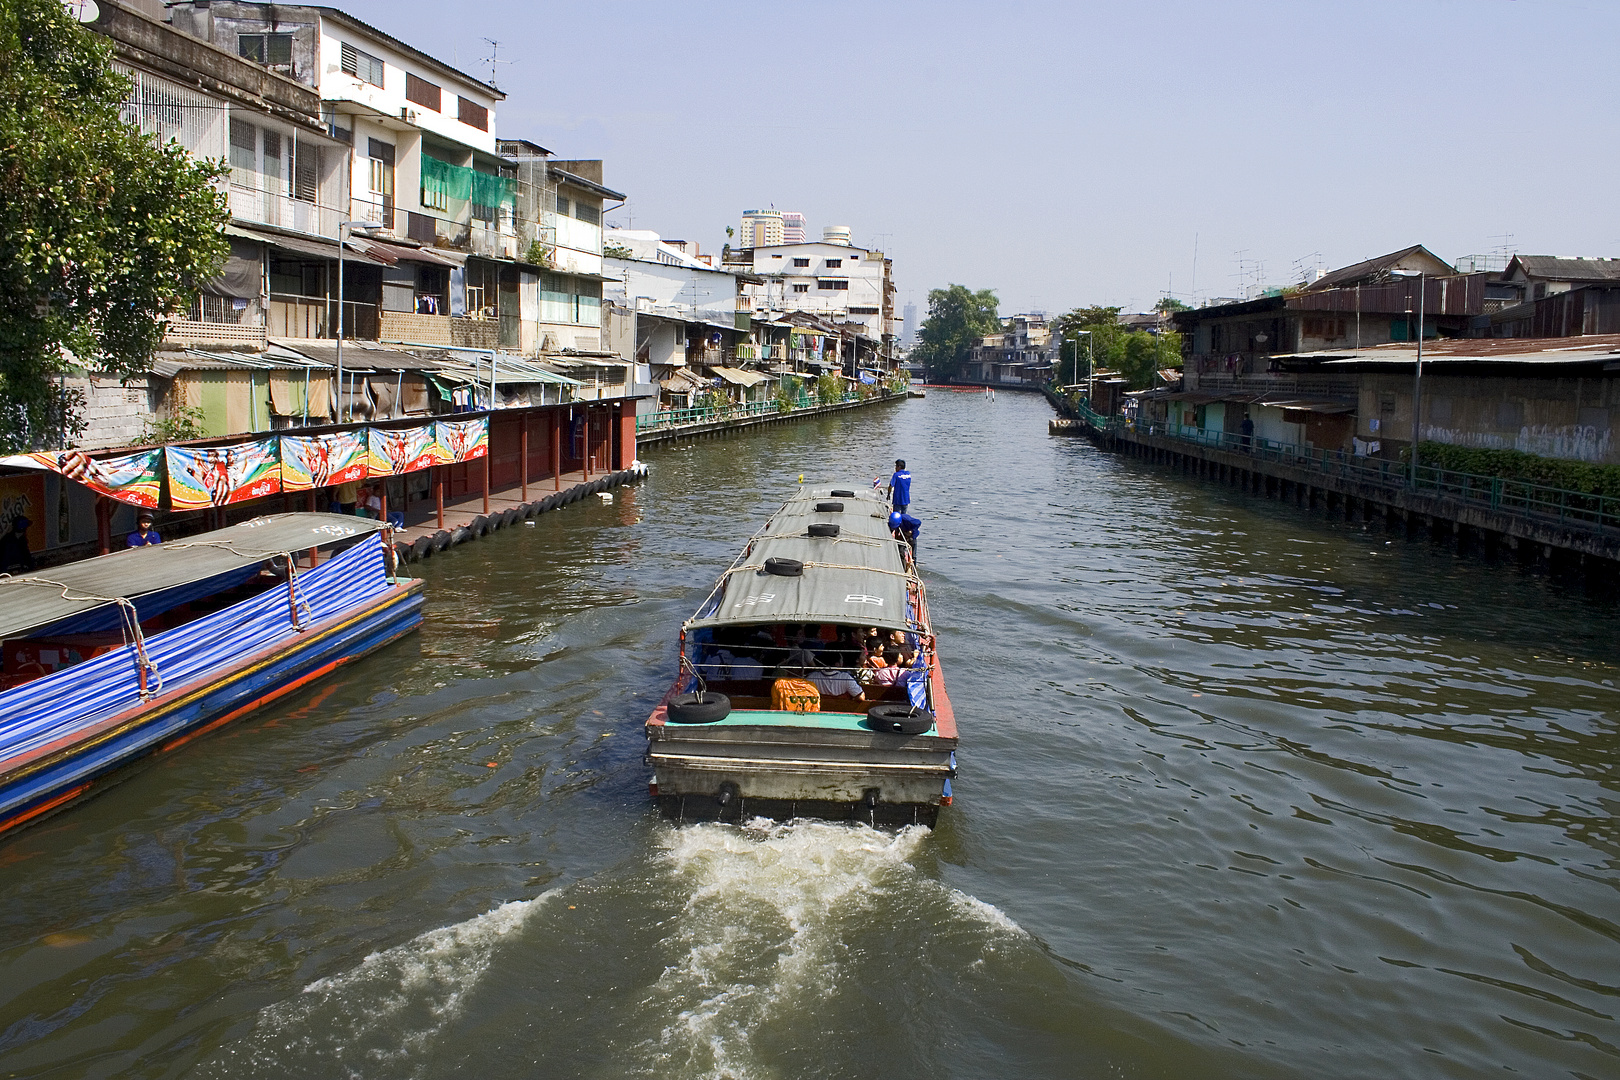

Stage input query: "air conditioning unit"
[{"left": 399, "top": 107, "right": 418, "bottom": 124}]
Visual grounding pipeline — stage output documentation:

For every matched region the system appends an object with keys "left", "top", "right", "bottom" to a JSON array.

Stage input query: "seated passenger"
[
  {"left": 807, "top": 652, "right": 865, "bottom": 701},
  {"left": 727, "top": 648, "right": 765, "bottom": 681}
]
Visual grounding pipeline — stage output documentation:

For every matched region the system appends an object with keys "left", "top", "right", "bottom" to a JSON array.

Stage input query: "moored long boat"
[
  {"left": 0, "top": 514, "right": 424, "bottom": 837},
  {"left": 646, "top": 484, "right": 957, "bottom": 826}
]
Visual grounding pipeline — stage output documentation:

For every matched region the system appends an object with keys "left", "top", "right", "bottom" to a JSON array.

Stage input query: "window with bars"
[
  {"left": 574, "top": 200, "right": 600, "bottom": 225},
  {"left": 340, "top": 42, "right": 385, "bottom": 87},
  {"left": 405, "top": 73, "right": 441, "bottom": 111},
  {"left": 458, "top": 96, "right": 488, "bottom": 131},
  {"left": 792, "top": 283, "right": 810, "bottom": 293},
  {"left": 817, "top": 279, "right": 849, "bottom": 291},
  {"left": 554, "top": 194, "right": 570, "bottom": 216},
  {"left": 792, "top": 258, "right": 809, "bottom": 267},
  {"left": 229, "top": 118, "right": 256, "bottom": 182}
]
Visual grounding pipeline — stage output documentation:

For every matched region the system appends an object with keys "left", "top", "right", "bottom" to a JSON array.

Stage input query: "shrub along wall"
[{"left": 1415, "top": 442, "right": 1620, "bottom": 498}]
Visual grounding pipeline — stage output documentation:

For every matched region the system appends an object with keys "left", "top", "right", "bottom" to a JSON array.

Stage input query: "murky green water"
[{"left": 2, "top": 391, "right": 1618, "bottom": 1079}]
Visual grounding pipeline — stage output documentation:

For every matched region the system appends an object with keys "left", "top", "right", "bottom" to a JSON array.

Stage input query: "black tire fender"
[
  {"left": 866, "top": 704, "right": 934, "bottom": 735},
  {"left": 815, "top": 501, "right": 844, "bottom": 512},
  {"left": 807, "top": 522, "right": 840, "bottom": 538},
  {"left": 763, "top": 557, "right": 803, "bottom": 576},
  {"left": 830, "top": 488, "right": 855, "bottom": 498},
  {"left": 667, "top": 691, "right": 731, "bottom": 724}
]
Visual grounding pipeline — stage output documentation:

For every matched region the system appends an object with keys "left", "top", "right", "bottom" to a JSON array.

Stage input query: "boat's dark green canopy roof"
[
  {"left": 0, "top": 513, "right": 385, "bottom": 639},
  {"left": 686, "top": 486, "right": 919, "bottom": 634}
]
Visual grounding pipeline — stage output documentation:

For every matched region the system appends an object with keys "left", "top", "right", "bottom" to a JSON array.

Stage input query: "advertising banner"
[
  {"left": 165, "top": 439, "right": 280, "bottom": 510},
  {"left": 0, "top": 473, "right": 47, "bottom": 555},
  {"left": 433, "top": 417, "right": 489, "bottom": 463},
  {"left": 280, "top": 430, "right": 369, "bottom": 492},
  {"left": 0, "top": 449, "right": 163, "bottom": 507},
  {"left": 367, "top": 424, "right": 440, "bottom": 476}
]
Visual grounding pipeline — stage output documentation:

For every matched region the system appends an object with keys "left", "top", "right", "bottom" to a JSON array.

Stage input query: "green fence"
[
  {"left": 1106, "top": 418, "right": 1620, "bottom": 534},
  {"left": 635, "top": 392, "right": 877, "bottom": 433}
]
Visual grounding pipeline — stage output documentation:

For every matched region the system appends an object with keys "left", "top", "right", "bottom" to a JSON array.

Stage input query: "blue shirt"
[
  {"left": 889, "top": 469, "right": 912, "bottom": 507},
  {"left": 126, "top": 528, "right": 162, "bottom": 547},
  {"left": 888, "top": 512, "right": 921, "bottom": 539}
]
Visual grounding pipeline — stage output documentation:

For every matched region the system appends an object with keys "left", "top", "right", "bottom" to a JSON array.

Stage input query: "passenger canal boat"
[
  {"left": 645, "top": 485, "right": 957, "bottom": 826},
  {"left": 0, "top": 514, "right": 424, "bottom": 837}
]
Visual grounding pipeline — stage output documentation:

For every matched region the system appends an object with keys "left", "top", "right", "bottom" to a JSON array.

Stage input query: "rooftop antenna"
[{"left": 480, "top": 39, "right": 514, "bottom": 88}]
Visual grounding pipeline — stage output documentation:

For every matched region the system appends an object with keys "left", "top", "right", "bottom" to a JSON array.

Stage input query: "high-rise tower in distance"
[
  {"left": 739, "top": 209, "right": 783, "bottom": 249},
  {"left": 780, "top": 211, "right": 806, "bottom": 243}
]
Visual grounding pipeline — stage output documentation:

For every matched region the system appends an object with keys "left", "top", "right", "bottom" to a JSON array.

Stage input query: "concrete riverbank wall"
[
  {"left": 388, "top": 464, "right": 647, "bottom": 566},
  {"left": 1071, "top": 420, "right": 1620, "bottom": 577}
]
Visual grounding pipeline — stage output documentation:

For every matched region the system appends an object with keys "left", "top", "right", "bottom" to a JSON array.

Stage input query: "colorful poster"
[
  {"left": 434, "top": 418, "right": 489, "bottom": 464},
  {"left": 280, "top": 431, "right": 368, "bottom": 492},
  {"left": 367, "top": 424, "right": 440, "bottom": 476},
  {"left": 165, "top": 439, "right": 280, "bottom": 510},
  {"left": 0, "top": 449, "right": 162, "bottom": 507}
]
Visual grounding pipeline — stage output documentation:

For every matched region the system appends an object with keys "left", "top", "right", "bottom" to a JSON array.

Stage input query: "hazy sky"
[{"left": 342, "top": 0, "right": 1619, "bottom": 317}]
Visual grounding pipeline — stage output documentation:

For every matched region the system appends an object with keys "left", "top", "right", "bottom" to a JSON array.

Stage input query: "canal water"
[{"left": 3, "top": 390, "right": 1618, "bottom": 1079}]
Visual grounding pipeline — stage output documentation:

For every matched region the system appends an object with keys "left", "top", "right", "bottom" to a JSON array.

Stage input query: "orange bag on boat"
[{"left": 771, "top": 678, "right": 820, "bottom": 713}]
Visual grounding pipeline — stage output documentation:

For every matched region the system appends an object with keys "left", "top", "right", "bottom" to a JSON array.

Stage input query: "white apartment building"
[
  {"left": 604, "top": 230, "right": 751, "bottom": 385},
  {"left": 739, "top": 230, "right": 894, "bottom": 344}
]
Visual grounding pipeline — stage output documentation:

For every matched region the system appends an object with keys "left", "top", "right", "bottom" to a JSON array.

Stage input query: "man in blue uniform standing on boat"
[{"left": 886, "top": 459, "right": 912, "bottom": 513}]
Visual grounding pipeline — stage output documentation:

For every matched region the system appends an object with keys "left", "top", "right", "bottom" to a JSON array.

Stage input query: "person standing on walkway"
[
  {"left": 887, "top": 459, "right": 912, "bottom": 513},
  {"left": 1240, "top": 414, "right": 1255, "bottom": 453},
  {"left": 126, "top": 511, "right": 162, "bottom": 547}
]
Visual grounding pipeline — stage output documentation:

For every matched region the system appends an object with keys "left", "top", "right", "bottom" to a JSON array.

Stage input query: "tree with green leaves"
[
  {"left": 1, "top": 0, "right": 230, "bottom": 451},
  {"left": 911, "top": 284, "right": 999, "bottom": 382},
  {"left": 1155, "top": 296, "right": 1189, "bottom": 313},
  {"left": 1052, "top": 304, "right": 1182, "bottom": 392}
]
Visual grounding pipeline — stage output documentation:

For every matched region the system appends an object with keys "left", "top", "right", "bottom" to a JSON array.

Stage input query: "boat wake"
[
  {"left": 630, "top": 819, "right": 1026, "bottom": 1079},
  {"left": 192, "top": 892, "right": 553, "bottom": 1079},
  {"left": 191, "top": 821, "right": 1028, "bottom": 1080}
]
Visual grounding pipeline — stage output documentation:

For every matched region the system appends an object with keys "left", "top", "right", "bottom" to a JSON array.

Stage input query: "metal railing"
[
  {"left": 636, "top": 391, "right": 889, "bottom": 433},
  {"left": 1090, "top": 415, "right": 1620, "bottom": 534}
]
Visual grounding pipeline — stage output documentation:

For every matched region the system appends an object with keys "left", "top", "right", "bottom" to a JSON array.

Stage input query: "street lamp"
[
  {"left": 336, "top": 219, "right": 384, "bottom": 423},
  {"left": 1069, "top": 330, "right": 1091, "bottom": 392}
]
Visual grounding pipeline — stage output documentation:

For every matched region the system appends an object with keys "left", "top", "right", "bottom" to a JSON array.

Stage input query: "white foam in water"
[
  {"left": 197, "top": 892, "right": 552, "bottom": 1078},
  {"left": 636, "top": 819, "right": 1024, "bottom": 1079}
]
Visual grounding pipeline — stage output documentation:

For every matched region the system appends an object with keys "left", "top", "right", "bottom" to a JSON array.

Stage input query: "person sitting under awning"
[{"left": 806, "top": 652, "right": 864, "bottom": 701}]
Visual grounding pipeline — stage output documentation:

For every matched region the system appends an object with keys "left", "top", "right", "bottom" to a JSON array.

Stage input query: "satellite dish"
[{"left": 62, "top": 0, "right": 99, "bottom": 21}]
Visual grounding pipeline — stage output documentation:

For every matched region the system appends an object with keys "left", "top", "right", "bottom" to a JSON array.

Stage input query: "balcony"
[
  {"left": 377, "top": 311, "right": 499, "bottom": 348},
  {"left": 229, "top": 184, "right": 345, "bottom": 238}
]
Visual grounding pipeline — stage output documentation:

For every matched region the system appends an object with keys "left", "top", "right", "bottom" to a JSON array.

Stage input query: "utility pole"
[{"left": 1409, "top": 273, "right": 1425, "bottom": 487}]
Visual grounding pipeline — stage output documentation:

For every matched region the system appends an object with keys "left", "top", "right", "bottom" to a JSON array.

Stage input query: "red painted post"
[
  {"left": 552, "top": 409, "right": 561, "bottom": 491},
  {"left": 482, "top": 442, "right": 491, "bottom": 514},
  {"left": 435, "top": 466, "right": 445, "bottom": 528},
  {"left": 520, "top": 412, "right": 529, "bottom": 500},
  {"left": 616, "top": 401, "right": 636, "bottom": 469},
  {"left": 96, "top": 497, "right": 110, "bottom": 555},
  {"left": 307, "top": 490, "right": 318, "bottom": 566},
  {"left": 582, "top": 405, "right": 591, "bottom": 481}
]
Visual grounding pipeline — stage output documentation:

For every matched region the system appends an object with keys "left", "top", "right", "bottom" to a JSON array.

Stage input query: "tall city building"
[
  {"left": 780, "top": 211, "right": 806, "bottom": 243},
  {"left": 739, "top": 209, "right": 783, "bottom": 249},
  {"left": 902, "top": 302, "right": 918, "bottom": 346}
]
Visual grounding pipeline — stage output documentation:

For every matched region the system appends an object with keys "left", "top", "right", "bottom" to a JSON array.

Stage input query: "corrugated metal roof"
[
  {"left": 687, "top": 487, "right": 917, "bottom": 634},
  {"left": 710, "top": 366, "right": 771, "bottom": 387},
  {"left": 0, "top": 514, "right": 383, "bottom": 639},
  {"left": 1507, "top": 256, "right": 1620, "bottom": 283}
]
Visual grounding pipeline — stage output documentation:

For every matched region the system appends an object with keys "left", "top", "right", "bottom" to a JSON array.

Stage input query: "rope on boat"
[{"left": 2, "top": 577, "right": 162, "bottom": 699}]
